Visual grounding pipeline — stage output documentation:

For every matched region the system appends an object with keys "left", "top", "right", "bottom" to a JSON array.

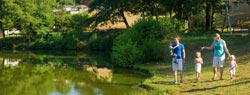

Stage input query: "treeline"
[
  {"left": 0, "top": 0, "right": 223, "bottom": 51},
  {"left": 88, "top": 0, "right": 224, "bottom": 30}
]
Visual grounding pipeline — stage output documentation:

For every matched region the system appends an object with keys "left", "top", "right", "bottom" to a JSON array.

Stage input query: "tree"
[
  {"left": 88, "top": 0, "right": 137, "bottom": 28},
  {"left": 205, "top": 0, "right": 223, "bottom": 30},
  {"left": 0, "top": 0, "right": 57, "bottom": 46},
  {"left": 57, "top": 0, "right": 75, "bottom": 5}
]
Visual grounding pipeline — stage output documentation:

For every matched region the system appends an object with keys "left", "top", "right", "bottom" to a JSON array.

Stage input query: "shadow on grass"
[
  {"left": 183, "top": 79, "right": 250, "bottom": 93},
  {"left": 152, "top": 81, "right": 173, "bottom": 85}
]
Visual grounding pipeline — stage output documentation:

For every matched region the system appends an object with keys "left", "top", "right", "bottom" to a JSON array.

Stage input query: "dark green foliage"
[
  {"left": 31, "top": 32, "right": 79, "bottom": 50},
  {"left": 111, "top": 17, "right": 184, "bottom": 66}
]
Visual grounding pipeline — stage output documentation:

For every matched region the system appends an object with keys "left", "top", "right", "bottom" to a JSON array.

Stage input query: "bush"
[
  {"left": 111, "top": 17, "right": 184, "bottom": 66},
  {"left": 31, "top": 32, "right": 80, "bottom": 50},
  {"left": 87, "top": 32, "right": 114, "bottom": 51},
  {"left": 111, "top": 40, "right": 142, "bottom": 66},
  {"left": 61, "top": 32, "right": 79, "bottom": 49}
]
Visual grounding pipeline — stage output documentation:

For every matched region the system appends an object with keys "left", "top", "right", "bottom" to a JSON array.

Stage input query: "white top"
[
  {"left": 229, "top": 61, "right": 236, "bottom": 68},
  {"left": 194, "top": 58, "right": 203, "bottom": 64}
]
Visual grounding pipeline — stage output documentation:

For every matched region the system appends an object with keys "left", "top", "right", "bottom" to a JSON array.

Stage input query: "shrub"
[
  {"left": 87, "top": 32, "right": 114, "bottom": 51},
  {"left": 111, "top": 40, "right": 142, "bottom": 66},
  {"left": 111, "top": 17, "right": 184, "bottom": 66},
  {"left": 62, "top": 32, "right": 79, "bottom": 49}
]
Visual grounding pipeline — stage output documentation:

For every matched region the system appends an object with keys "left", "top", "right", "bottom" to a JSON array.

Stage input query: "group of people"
[{"left": 169, "top": 33, "right": 237, "bottom": 84}]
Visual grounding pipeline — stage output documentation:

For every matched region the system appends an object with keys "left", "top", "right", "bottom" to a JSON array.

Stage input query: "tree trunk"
[
  {"left": 211, "top": 7, "right": 215, "bottom": 29},
  {"left": 170, "top": 10, "right": 172, "bottom": 18},
  {"left": 1, "top": 29, "right": 5, "bottom": 39},
  {"left": 205, "top": 2, "right": 213, "bottom": 30},
  {"left": 119, "top": 8, "right": 129, "bottom": 28}
]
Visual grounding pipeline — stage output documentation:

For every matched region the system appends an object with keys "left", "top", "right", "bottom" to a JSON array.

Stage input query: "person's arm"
[
  {"left": 182, "top": 49, "right": 186, "bottom": 64},
  {"left": 202, "top": 44, "right": 214, "bottom": 50},
  {"left": 235, "top": 61, "right": 237, "bottom": 67},
  {"left": 194, "top": 58, "right": 197, "bottom": 64},
  {"left": 200, "top": 58, "right": 203, "bottom": 64},
  {"left": 223, "top": 41, "right": 231, "bottom": 56}
]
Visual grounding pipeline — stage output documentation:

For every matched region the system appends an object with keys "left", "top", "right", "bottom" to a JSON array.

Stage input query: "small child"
[
  {"left": 194, "top": 52, "right": 203, "bottom": 81},
  {"left": 168, "top": 41, "right": 179, "bottom": 64},
  {"left": 228, "top": 55, "right": 237, "bottom": 79}
]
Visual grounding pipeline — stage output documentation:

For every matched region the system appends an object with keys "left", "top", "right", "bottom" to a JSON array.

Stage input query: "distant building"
[
  {"left": 4, "top": 28, "right": 21, "bottom": 35},
  {"left": 63, "top": 5, "right": 88, "bottom": 14},
  {"left": 82, "top": 0, "right": 91, "bottom": 5}
]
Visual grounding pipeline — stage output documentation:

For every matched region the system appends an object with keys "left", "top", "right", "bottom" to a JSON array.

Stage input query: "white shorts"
[
  {"left": 195, "top": 64, "right": 202, "bottom": 73},
  {"left": 172, "top": 58, "right": 183, "bottom": 71},
  {"left": 213, "top": 56, "right": 225, "bottom": 67},
  {"left": 229, "top": 67, "right": 236, "bottom": 75}
]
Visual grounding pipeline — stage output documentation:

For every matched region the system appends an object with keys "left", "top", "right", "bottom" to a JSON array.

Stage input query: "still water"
[{"left": 0, "top": 51, "right": 145, "bottom": 95}]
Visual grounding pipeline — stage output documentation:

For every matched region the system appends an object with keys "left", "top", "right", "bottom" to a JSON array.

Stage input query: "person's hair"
[
  {"left": 214, "top": 33, "right": 221, "bottom": 40},
  {"left": 196, "top": 52, "right": 201, "bottom": 58},
  {"left": 229, "top": 55, "right": 236, "bottom": 60},
  {"left": 175, "top": 35, "right": 180, "bottom": 40}
]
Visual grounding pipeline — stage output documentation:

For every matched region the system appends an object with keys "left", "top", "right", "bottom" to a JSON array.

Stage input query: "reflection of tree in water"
[
  {"left": 0, "top": 64, "right": 56, "bottom": 95},
  {"left": 83, "top": 65, "right": 113, "bottom": 82},
  {"left": 0, "top": 51, "right": 143, "bottom": 95},
  {"left": 0, "top": 58, "right": 21, "bottom": 67}
]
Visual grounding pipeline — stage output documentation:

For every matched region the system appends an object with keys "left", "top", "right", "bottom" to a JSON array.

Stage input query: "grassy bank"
[{"left": 135, "top": 35, "right": 250, "bottom": 95}]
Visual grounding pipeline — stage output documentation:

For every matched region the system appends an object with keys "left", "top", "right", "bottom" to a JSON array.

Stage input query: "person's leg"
[
  {"left": 174, "top": 70, "right": 178, "bottom": 83},
  {"left": 198, "top": 73, "right": 201, "bottom": 80},
  {"left": 196, "top": 72, "right": 199, "bottom": 80},
  {"left": 180, "top": 70, "right": 183, "bottom": 83},
  {"left": 172, "top": 59, "right": 178, "bottom": 83},
  {"left": 177, "top": 59, "right": 183, "bottom": 83},
  {"left": 230, "top": 71, "right": 233, "bottom": 79},
  {"left": 220, "top": 67, "right": 224, "bottom": 80},
  {"left": 212, "top": 56, "right": 219, "bottom": 80},
  {"left": 219, "top": 56, "right": 225, "bottom": 80},
  {"left": 212, "top": 67, "right": 217, "bottom": 80}
]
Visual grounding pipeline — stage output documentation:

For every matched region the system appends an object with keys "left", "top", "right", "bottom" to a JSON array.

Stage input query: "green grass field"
[{"left": 137, "top": 35, "right": 250, "bottom": 95}]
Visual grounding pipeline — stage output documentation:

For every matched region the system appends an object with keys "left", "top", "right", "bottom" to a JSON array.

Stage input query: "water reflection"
[
  {"left": 50, "top": 84, "right": 81, "bottom": 95},
  {"left": 83, "top": 65, "right": 113, "bottom": 82},
  {"left": 0, "top": 51, "right": 144, "bottom": 95},
  {"left": 1, "top": 58, "right": 21, "bottom": 66}
]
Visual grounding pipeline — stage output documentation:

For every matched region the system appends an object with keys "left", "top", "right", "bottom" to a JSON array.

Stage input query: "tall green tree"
[
  {"left": 57, "top": 0, "right": 75, "bottom": 5},
  {"left": 88, "top": 0, "right": 138, "bottom": 28},
  {"left": 0, "top": 0, "right": 57, "bottom": 46},
  {"left": 205, "top": 0, "right": 223, "bottom": 30}
]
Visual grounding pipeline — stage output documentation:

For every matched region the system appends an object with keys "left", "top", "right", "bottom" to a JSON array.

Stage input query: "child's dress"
[
  {"left": 195, "top": 58, "right": 203, "bottom": 73},
  {"left": 229, "top": 61, "right": 236, "bottom": 75}
]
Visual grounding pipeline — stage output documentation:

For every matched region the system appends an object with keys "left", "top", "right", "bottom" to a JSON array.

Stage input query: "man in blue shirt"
[{"left": 172, "top": 36, "right": 185, "bottom": 84}]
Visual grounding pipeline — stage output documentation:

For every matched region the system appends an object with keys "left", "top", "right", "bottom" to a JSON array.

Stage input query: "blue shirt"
[
  {"left": 213, "top": 40, "right": 225, "bottom": 57},
  {"left": 172, "top": 43, "right": 185, "bottom": 59}
]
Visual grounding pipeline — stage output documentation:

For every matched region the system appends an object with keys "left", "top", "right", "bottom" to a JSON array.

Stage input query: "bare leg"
[
  {"left": 198, "top": 73, "right": 200, "bottom": 80},
  {"left": 180, "top": 70, "right": 183, "bottom": 83},
  {"left": 212, "top": 67, "right": 217, "bottom": 80},
  {"left": 174, "top": 70, "right": 178, "bottom": 83},
  {"left": 196, "top": 72, "right": 198, "bottom": 80},
  {"left": 220, "top": 67, "right": 224, "bottom": 80}
]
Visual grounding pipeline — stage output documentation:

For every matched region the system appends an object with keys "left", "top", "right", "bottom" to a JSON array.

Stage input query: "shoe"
[{"left": 180, "top": 80, "right": 184, "bottom": 83}]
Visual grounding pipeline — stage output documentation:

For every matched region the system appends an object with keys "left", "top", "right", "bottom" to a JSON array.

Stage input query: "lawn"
[{"left": 136, "top": 35, "right": 250, "bottom": 95}]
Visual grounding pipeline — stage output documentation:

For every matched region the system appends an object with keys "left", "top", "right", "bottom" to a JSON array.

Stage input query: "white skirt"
[{"left": 195, "top": 64, "right": 202, "bottom": 73}]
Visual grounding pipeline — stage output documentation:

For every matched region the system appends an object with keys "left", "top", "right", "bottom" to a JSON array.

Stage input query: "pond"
[{"left": 0, "top": 51, "right": 146, "bottom": 95}]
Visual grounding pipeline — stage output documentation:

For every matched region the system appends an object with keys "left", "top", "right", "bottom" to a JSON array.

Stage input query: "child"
[
  {"left": 168, "top": 41, "right": 179, "bottom": 64},
  {"left": 194, "top": 52, "right": 203, "bottom": 81},
  {"left": 228, "top": 55, "right": 237, "bottom": 79}
]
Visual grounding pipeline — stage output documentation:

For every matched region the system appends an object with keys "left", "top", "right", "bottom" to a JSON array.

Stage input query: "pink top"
[{"left": 194, "top": 58, "right": 203, "bottom": 64}]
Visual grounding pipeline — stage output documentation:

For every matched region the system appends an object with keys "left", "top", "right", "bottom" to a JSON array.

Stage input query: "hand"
[
  {"left": 182, "top": 59, "right": 185, "bottom": 64},
  {"left": 201, "top": 47, "right": 205, "bottom": 50}
]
